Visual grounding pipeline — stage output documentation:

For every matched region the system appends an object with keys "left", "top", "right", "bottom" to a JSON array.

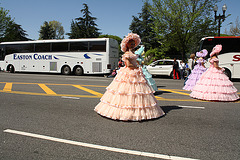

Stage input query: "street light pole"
[{"left": 214, "top": 4, "right": 227, "bottom": 36}]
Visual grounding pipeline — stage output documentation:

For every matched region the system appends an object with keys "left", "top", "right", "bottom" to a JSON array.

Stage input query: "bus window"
[
  {"left": 52, "top": 42, "right": 69, "bottom": 52},
  {"left": 35, "top": 43, "right": 51, "bottom": 52},
  {"left": 70, "top": 42, "right": 88, "bottom": 52},
  {"left": 89, "top": 41, "right": 106, "bottom": 52},
  {"left": 0, "top": 45, "right": 5, "bottom": 60},
  {"left": 6, "top": 44, "right": 20, "bottom": 54},
  {"left": 19, "top": 44, "right": 34, "bottom": 53}
]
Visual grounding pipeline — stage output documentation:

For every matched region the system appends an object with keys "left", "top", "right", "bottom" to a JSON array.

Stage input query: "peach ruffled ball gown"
[
  {"left": 190, "top": 57, "right": 239, "bottom": 101},
  {"left": 94, "top": 53, "right": 165, "bottom": 121}
]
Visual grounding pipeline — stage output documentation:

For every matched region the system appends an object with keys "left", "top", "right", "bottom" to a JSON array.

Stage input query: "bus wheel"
[
  {"left": 74, "top": 66, "right": 83, "bottom": 76},
  {"left": 223, "top": 68, "right": 231, "bottom": 80},
  {"left": 61, "top": 66, "right": 71, "bottom": 75},
  {"left": 9, "top": 65, "right": 15, "bottom": 73}
]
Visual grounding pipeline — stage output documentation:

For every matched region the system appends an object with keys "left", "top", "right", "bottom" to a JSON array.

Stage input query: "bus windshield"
[{"left": 199, "top": 37, "right": 240, "bottom": 58}]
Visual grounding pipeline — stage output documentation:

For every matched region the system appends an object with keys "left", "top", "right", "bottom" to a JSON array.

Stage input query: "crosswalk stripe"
[
  {"left": 38, "top": 84, "right": 56, "bottom": 95},
  {"left": 3, "top": 83, "right": 12, "bottom": 92}
]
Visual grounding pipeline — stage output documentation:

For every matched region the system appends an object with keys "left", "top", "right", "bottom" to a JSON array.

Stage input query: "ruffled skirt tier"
[
  {"left": 94, "top": 67, "right": 165, "bottom": 121},
  {"left": 190, "top": 67, "right": 239, "bottom": 101},
  {"left": 183, "top": 65, "right": 207, "bottom": 91}
]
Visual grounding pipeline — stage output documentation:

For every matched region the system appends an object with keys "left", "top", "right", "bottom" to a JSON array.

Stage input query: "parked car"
[{"left": 146, "top": 59, "right": 182, "bottom": 78}]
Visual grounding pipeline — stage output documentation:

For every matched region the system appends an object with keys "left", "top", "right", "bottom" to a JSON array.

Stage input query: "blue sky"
[{"left": 1, "top": 0, "right": 239, "bottom": 40}]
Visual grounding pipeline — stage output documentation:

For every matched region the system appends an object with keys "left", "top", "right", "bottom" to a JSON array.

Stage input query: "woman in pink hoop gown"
[
  {"left": 94, "top": 33, "right": 165, "bottom": 121},
  {"left": 190, "top": 45, "right": 239, "bottom": 101}
]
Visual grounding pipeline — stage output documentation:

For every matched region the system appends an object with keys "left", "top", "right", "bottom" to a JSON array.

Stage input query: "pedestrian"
[
  {"left": 118, "top": 58, "right": 123, "bottom": 69},
  {"left": 94, "top": 33, "right": 165, "bottom": 121},
  {"left": 190, "top": 45, "right": 239, "bottom": 101},
  {"left": 135, "top": 45, "right": 158, "bottom": 91},
  {"left": 107, "top": 69, "right": 117, "bottom": 78},
  {"left": 188, "top": 53, "right": 196, "bottom": 74},
  {"left": 183, "top": 49, "right": 208, "bottom": 91},
  {"left": 179, "top": 60, "right": 185, "bottom": 80},
  {"left": 172, "top": 58, "right": 179, "bottom": 80}
]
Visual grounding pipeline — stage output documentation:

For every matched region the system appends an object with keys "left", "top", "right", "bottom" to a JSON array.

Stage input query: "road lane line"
[
  {"left": 38, "top": 84, "right": 56, "bottom": 95},
  {"left": 178, "top": 105, "right": 205, "bottom": 109},
  {"left": 0, "top": 82, "right": 107, "bottom": 88},
  {"left": 66, "top": 78, "right": 109, "bottom": 82},
  {"left": 3, "top": 83, "right": 12, "bottom": 92},
  {"left": 158, "top": 89, "right": 190, "bottom": 96},
  {"left": 73, "top": 85, "right": 103, "bottom": 97},
  {"left": 3, "top": 129, "right": 199, "bottom": 160},
  {"left": 61, "top": 96, "right": 80, "bottom": 100},
  {"left": 0, "top": 90, "right": 99, "bottom": 98}
]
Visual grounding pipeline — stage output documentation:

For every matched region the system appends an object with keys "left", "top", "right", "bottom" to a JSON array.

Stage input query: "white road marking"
[
  {"left": 4, "top": 129, "right": 199, "bottom": 160},
  {"left": 178, "top": 105, "right": 205, "bottom": 109},
  {"left": 61, "top": 96, "right": 80, "bottom": 100}
]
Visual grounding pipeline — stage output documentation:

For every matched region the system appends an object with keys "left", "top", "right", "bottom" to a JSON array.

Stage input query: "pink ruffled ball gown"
[
  {"left": 190, "top": 57, "right": 239, "bottom": 101},
  {"left": 183, "top": 58, "right": 207, "bottom": 91},
  {"left": 94, "top": 53, "right": 165, "bottom": 121}
]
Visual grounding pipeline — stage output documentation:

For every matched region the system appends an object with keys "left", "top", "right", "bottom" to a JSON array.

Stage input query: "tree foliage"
[
  {"left": 225, "top": 17, "right": 240, "bottom": 36},
  {"left": 0, "top": 7, "right": 29, "bottom": 42},
  {"left": 150, "top": 0, "right": 218, "bottom": 60},
  {"left": 2, "top": 21, "right": 29, "bottom": 41},
  {"left": 39, "top": 21, "right": 64, "bottom": 40},
  {"left": 39, "top": 21, "right": 55, "bottom": 40},
  {"left": 129, "top": 1, "right": 159, "bottom": 51},
  {"left": 0, "top": 7, "right": 12, "bottom": 39},
  {"left": 67, "top": 3, "right": 101, "bottom": 39},
  {"left": 49, "top": 20, "right": 65, "bottom": 39}
]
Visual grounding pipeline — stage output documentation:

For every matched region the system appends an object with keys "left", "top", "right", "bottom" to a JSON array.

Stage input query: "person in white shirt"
[
  {"left": 179, "top": 60, "right": 186, "bottom": 79},
  {"left": 187, "top": 53, "right": 196, "bottom": 73}
]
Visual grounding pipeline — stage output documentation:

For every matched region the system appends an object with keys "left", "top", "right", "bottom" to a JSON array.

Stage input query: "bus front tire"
[
  {"left": 61, "top": 66, "right": 71, "bottom": 75},
  {"left": 74, "top": 66, "right": 83, "bottom": 76},
  {"left": 8, "top": 65, "right": 15, "bottom": 73},
  {"left": 223, "top": 68, "right": 232, "bottom": 80}
]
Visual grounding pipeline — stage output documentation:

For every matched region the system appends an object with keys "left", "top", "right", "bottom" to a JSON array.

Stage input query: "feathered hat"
[
  {"left": 210, "top": 45, "right": 222, "bottom": 57},
  {"left": 196, "top": 49, "right": 208, "bottom": 58},
  {"left": 120, "top": 33, "right": 141, "bottom": 52}
]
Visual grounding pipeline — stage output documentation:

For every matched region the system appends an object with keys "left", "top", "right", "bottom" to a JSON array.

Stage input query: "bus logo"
[
  {"left": 233, "top": 55, "right": 240, "bottom": 62},
  {"left": 13, "top": 54, "right": 57, "bottom": 60}
]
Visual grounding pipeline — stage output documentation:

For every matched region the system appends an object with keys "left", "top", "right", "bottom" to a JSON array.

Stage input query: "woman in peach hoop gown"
[
  {"left": 190, "top": 45, "right": 239, "bottom": 101},
  {"left": 94, "top": 33, "right": 165, "bottom": 121}
]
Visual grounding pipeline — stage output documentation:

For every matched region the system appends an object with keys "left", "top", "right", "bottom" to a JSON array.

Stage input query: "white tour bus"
[
  {"left": 199, "top": 36, "right": 240, "bottom": 79},
  {"left": 0, "top": 38, "right": 119, "bottom": 75}
]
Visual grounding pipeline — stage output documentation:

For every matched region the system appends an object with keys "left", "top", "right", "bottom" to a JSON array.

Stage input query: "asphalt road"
[{"left": 0, "top": 72, "right": 240, "bottom": 160}]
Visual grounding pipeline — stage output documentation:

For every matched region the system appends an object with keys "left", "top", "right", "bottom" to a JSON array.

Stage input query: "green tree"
[
  {"left": 0, "top": 7, "right": 13, "bottom": 40},
  {"left": 49, "top": 20, "right": 65, "bottom": 39},
  {"left": 129, "top": 1, "right": 159, "bottom": 50},
  {"left": 67, "top": 3, "right": 101, "bottom": 38},
  {"left": 39, "top": 21, "right": 55, "bottom": 40},
  {"left": 150, "top": 0, "right": 218, "bottom": 60},
  {"left": 3, "top": 21, "right": 29, "bottom": 41}
]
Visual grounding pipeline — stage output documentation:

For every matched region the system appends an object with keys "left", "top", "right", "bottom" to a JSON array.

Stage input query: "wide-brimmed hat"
[
  {"left": 210, "top": 45, "right": 222, "bottom": 57},
  {"left": 120, "top": 33, "right": 141, "bottom": 52},
  {"left": 196, "top": 49, "right": 208, "bottom": 58}
]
